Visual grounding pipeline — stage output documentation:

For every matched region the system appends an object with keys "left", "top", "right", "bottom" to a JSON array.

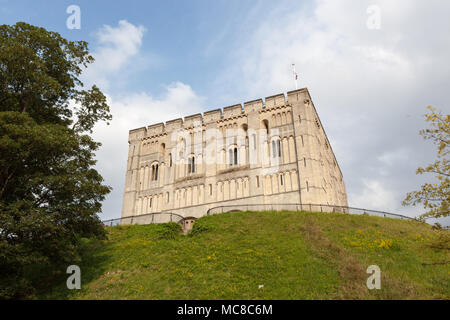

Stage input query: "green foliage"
[
  {"left": 188, "top": 218, "right": 215, "bottom": 236},
  {"left": 0, "top": 22, "right": 111, "bottom": 299},
  {"left": 403, "top": 106, "right": 449, "bottom": 220},
  {"left": 41, "top": 212, "right": 449, "bottom": 300},
  {"left": 154, "top": 223, "right": 183, "bottom": 240}
]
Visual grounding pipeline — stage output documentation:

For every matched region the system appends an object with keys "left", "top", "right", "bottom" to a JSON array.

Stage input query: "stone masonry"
[{"left": 121, "top": 88, "right": 348, "bottom": 222}]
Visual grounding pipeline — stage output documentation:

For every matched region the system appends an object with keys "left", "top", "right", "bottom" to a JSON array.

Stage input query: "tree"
[
  {"left": 403, "top": 106, "right": 449, "bottom": 220},
  {"left": 0, "top": 22, "right": 111, "bottom": 298}
]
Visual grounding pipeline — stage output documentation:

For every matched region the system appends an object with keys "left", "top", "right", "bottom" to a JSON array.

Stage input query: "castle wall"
[{"left": 121, "top": 88, "right": 348, "bottom": 219}]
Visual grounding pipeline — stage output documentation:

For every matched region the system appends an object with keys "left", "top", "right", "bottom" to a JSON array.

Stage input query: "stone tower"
[{"left": 121, "top": 88, "right": 348, "bottom": 221}]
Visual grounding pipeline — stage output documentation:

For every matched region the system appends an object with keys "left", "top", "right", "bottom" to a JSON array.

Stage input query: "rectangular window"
[
  {"left": 209, "top": 184, "right": 212, "bottom": 195},
  {"left": 256, "top": 176, "right": 260, "bottom": 188}
]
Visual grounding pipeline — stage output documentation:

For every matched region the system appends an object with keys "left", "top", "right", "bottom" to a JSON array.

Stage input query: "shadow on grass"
[{"left": 36, "top": 236, "right": 113, "bottom": 300}]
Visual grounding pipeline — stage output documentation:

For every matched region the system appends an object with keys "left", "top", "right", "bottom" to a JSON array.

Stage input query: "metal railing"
[
  {"left": 102, "top": 203, "right": 415, "bottom": 227},
  {"left": 206, "top": 203, "right": 414, "bottom": 221},
  {"left": 102, "top": 212, "right": 185, "bottom": 227}
]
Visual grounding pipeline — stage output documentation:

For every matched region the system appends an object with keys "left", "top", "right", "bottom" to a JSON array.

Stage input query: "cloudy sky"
[{"left": 2, "top": 0, "right": 449, "bottom": 223}]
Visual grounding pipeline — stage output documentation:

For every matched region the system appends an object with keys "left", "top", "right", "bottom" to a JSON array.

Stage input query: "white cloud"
[
  {"left": 212, "top": 0, "right": 450, "bottom": 219},
  {"left": 83, "top": 20, "right": 147, "bottom": 90},
  {"left": 78, "top": 20, "right": 205, "bottom": 220},
  {"left": 349, "top": 179, "right": 397, "bottom": 211},
  {"left": 377, "top": 148, "right": 410, "bottom": 168},
  {"left": 84, "top": 5, "right": 450, "bottom": 223},
  {"left": 93, "top": 82, "right": 205, "bottom": 220}
]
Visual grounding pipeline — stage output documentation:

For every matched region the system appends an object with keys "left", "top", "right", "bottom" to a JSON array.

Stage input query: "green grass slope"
[{"left": 42, "top": 211, "right": 449, "bottom": 299}]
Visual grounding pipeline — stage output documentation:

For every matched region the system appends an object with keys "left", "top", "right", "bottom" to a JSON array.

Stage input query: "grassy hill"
[{"left": 41, "top": 211, "right": 449, "bottom": 299}]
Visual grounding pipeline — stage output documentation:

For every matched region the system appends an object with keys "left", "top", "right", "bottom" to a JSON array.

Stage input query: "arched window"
[
  {"left": 272, "top": 141, "right": 276, "bottom": 158},
  {"left": 272, "top": 138, "right": 281, "bottom": 158},
  {"left": 277, "top": 140, "right": 281, "bottom": 157},
  {"left": 187, "top": 155, "right": 196, "bottom": 174},
  {"left": 262, "top": 119, "right": 269, "bottom": 135},
  {"left": 151, "top": 163, "right": 159, "bottom": 181},
  {"left": 229, "top": 146, "right": 238, "bottom": 166}
]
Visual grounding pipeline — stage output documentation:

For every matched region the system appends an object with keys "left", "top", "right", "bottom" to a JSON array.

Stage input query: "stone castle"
[{"left": 121, "top": 88, "right": 348, "bottom": 222}]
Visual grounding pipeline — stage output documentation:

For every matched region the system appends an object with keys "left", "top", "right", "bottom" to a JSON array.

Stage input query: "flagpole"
[{"left": 292, "top": 64, "right": 298, "bottom": 90}]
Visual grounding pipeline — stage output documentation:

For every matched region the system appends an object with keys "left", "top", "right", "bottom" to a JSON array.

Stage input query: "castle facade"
[{"left": 121, "top": 88, "right": 348, "bottom": 222}]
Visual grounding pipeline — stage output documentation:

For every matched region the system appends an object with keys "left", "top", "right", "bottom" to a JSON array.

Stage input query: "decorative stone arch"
[
  {"left": 179, "top": 216, "right": 197, "bottom": 234},
  {"left": 187, "top": 153, "right": 196, "bottom": 174},
  {"left": 227, "top": 144, "right": 238, "bottom": 166},
  {"left": 270, "top": 136, "right": 282, "bottom": 159},
  {"left": 261, "top": 119, "right": 269, "bottom": 135},
  {"left": 150, "top": 161, "right": 159, "bottom": 181},
  {"left": 177, "top": 136, "right": 187, "bottom": 160},
  {"left": 276, "top": 113, "right": 282, "bottom": 126}
]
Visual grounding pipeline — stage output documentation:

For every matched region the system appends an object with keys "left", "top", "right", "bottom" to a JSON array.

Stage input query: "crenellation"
[
  {"left": 286, "top": 88, "right": 308, "bottom": 103},
  {"left": 223, "top": 104, "right": 243, "bottom": 118},
  {"left": 184, "top": 113, "right": 203, "bottom": 128},
  {"left": 128, "top": 127, "right": 147, "bottom": 142},
  {"left": 265, "top": 93, "right": 285, "bottom": 108},
  {"left": 203, "top": 108, "right": 222, "bottom": 123},
  {"left": 243, "top": 98, "right": 264, "bottom": 113},
  {"left": 147, "top": 123, "right": 165, "bottom": 136},
  {"left": 122, "top": 88, "right": 348, "bottom": 220},
  {"left": 165, "top": 118, "right": 183, "bottom": 132}
]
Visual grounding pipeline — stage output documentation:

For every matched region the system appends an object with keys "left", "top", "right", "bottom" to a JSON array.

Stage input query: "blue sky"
[
  {"left": 2, "top": 1, "right": 449, "bottom": 224},
  {"left": 1, "top": 0, "right": 301, "bottom": 102}
]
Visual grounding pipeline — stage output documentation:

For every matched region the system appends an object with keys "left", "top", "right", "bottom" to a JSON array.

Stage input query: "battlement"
[
  {"left": 129, "top": 88, "right": 310, "bottom": 139},
  {"left": 122, "top": 86, "right": 349, "bottom": 220}
]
